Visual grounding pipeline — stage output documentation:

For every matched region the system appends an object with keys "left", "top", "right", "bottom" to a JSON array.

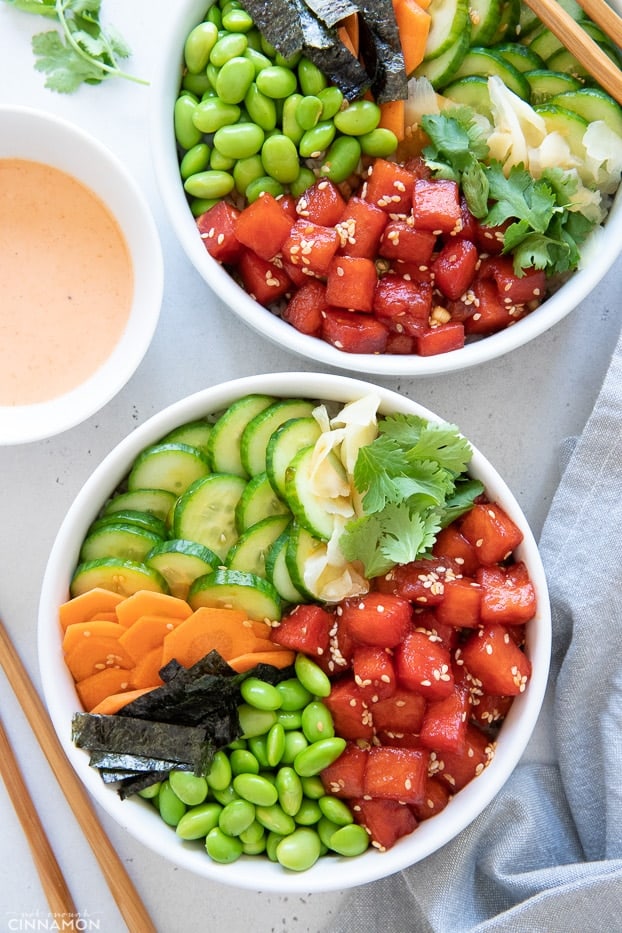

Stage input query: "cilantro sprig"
[
  {"left": 421, "top": 109, "right": 593, "bottom": 276},
  {"left": 3, "top": 0, "right": 147, "bottom": 92},
  {"left": 339, "top": 414, "right": 484, "bottom": 579}
]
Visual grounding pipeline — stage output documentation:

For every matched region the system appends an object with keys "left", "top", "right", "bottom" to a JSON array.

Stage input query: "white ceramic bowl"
[
  {"left": 38, "top": 372, "right": 551, "bottom": 893},
  {"left": 150, "top": 0, "right": 622, "bottom": 377},
  {"left": 0, "top": 106, "right": 163, "bottom": 445}
]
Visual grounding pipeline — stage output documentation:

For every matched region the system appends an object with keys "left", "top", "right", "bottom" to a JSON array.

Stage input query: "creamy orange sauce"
[{"left": 0, "top": 158, "right": 133, "bottom": 406}]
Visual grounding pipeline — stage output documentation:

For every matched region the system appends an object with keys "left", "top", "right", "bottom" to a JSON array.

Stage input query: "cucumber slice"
[
  {"left": 284, "top": 444, "right": 351, "bottom": 541},
  {"left": 265, "top": 531, "right": 307, "bottom": 605},
  {"left": 545, "top": 45, "right": 620, "bottom": 81},
  {"left": 240, "top": 399, "right": 316, "bottom": 477},
  {"left": 416, "top": 29, "right": 471, "bottom": 88},
  {"left": 172, "top": 473, "right": 247, "bottom": 559},
  {"left": 489, "top": 0, "right": 520, "bottom": 44},
  {"left": 548, "top": 87, "right": 622, "bottom": 137},
  {"left": 468, "top": 0, "right": 502, "bottom": 47},
  {"left": 102, "top": 488, "right": 177, "bottom": 523},
  {"left": 226, "top": 514, "right": 291, "bottom": 577},
  {"left": 533, "top": 103, "right": 588, "bottom": 157},
  {"left": 517, "top": 2, "right": 541, "bottom": 38},
  {"left": 285, "top": 525, "right": 326, "bottom": 601},
  {"left": 79, "top": 522, "right": 165, "bottom": 563},
  {"left": 235, "top": 471, "right": 291, "bottom": 532},
  {"left": 528, "top": 27, "right": 564, "bottom": 63},
  {"left": 494, "top": 41, "right": 544, "bottom": 73},
  {"left": 207, "top": 394, "right": 276, "bottom": 477},
  {"left": 145, "top": 539, "right": 221, "bottom": 599},
  {"left": 70, "top": 558, "right": 168, "bottom": 597},
  {"left": 128, "top": 442, "right": 211, "bottom": 496},
  {"left": 525, "top": 69, "right": 582, "bottom": 105},
  {"left": 265, "top": 416, "right": 322, "bottom": 500},
  {"left": 88, "top": 509, "right": 169, "bottom": 539},
  {"left": 162, "top": 420, "right": 213, "bottom": 457},
  {"left": 424, "top": 0, "right": 470, "bottom": 61},
  {"left": 442, "top": 75, "right": 492, "bottom": 117},
  {"left": 188, "top": 568, "right": 282, "bottom": 622},
  {"left": 449, "top": 46, "right": 531, "bottom": 99}
]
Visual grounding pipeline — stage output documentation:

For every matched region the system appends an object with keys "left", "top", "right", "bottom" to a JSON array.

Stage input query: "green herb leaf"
[{"left": 32, "top": 29, "right": 104, "bottom": 91}]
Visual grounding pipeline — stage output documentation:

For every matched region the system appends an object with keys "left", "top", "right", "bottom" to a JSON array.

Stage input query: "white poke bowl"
[
  {"left": 38, "top": 372, "right": 551, "bottom": 892},
  {"left": 151, "top": 0, "right": 622, "bottom": 378},
  {"left": 0, "top": 106, "right": 163, "bottom": 445}
]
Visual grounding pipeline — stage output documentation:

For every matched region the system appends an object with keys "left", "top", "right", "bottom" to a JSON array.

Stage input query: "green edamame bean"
[
  {"left": 275, "top": 708, "right": 303, "bottom": 730},
  {"left": 174, "top": 94, "right": 202, "bottom": 150},
  {"left": 169, "top": 770, "right": 209, "bottom": 806},
  {"left": 206, "top": 62, "right": 220, "bottom": 88},
  {"left": 180, "top": 142, "right": 211, "bottom": 179},
  {"left": 359, "top": 127, "right": 399, "bottom": 158},
  {"left": 261, "top": 134, "right": 300, "bottom": 184},
  {"left": 244, "top": 83, "right": 277, "bottom": 130},
  {"left": 281, "top": 93, "right": 305, "bottom": 145},
  {"left": 233, "top": 154, "right": 265, "bottom": 195},
  {"left": 318, "top": 794, "right": 354, "bottom": 826},
  {"left": 333, "top": 99, "right": 381, "bottom": 136},
  {"left": 221, "top": 6, "right": 254, "bottom": 32},
  {"left": 184, "top": 21, "right": 219, "bottom": 73},
  {"left": 210, "top": 31, "right": 248, "bottom": 67},
  {"left": 275, "top": 50, "right": 302, "bottom": 68},
  {"left": 301, "top": 701, "right": 335, "bottom": 743},
  {"left": 240, "top": 676, "right": 283, "bottom": 710},
  {"left": 260, "top": 34, "right": 277, "bottom": 57},
  {"left": 276, "top": 827, "right": 322, "bottom": 871},
  {"left": 294, "top": 653, "right": 331, "bottom": 697},
  {"left": 296, "top": 95, "right": 323, "bottom": 131},
  {"left": 242, "top": 836, "right": 267, "bottom": 855},
  {"left": 255, "top": 803, "right": 296, "bottom": 835},
  {"left": 230, "top": 748, "right": 260, "bottom": 775},
  {"left": 184, "top": 169, "right": 235, "bottom": 199},
  {"left": 256, "top": 65, "right": 298, "bottom": 99},
  {"left": 244, "top": 27, "right": 263, "bottom": 51},
  {"left": 319, "top": 135, "right": 362, "bottom": 183},
  {"left": 176, "top": 802, "right": 222, "bottom": 840},
  {"left": 265, "top": 830, "right": 283, "bottom": 862},
  {"left": 300, "top": 775, "right": 325, "bottom": 800},
  {"left": 193, "top": 97, "right": 241, "bottom": 133},
  {"left": 298, "top": 57, "right": 328, "bottom": 96},
  {"left": 293, "top": 737, "right": 346, "bottom": 777},
  {"left": 190, "top": 197, "right": 218, "bottom": 217},
  {"left": 290, "top": 166, "right": 316, "bottom": 198},
  {"left": 206, "top": 5, "right": 222, "bottom": 27},
  {"left": 239, "top": 819, "right": 264, "bottom": 845},
  {"left": 212, "top": 784, "right": 241, "bottom": 806},
  {"left": 299, "top": 121, "right": 336, "bottom": 159},
  {"left": 238, "top": 703, "right": 277, "bottom": 738},
  {"left": 157, "top": 780, "right": 187, "bottom": 827},
  {"left": 206, "top": 748, "right": 233, "bottom": 791},
  {"left": 276, "top": 677, "right": 312, "bottom": 711},
  {"left": 244, "top": 47, "right": 273, "bottom": 75},
  {"left": 213, "top": 122, "right": 265, "bottom": 159},
  {"left": 245, "top": 175, "right": 284, "bottom": 202},
  {"left": 280, "top": 729, "right": 309, "bottom": 765},
  {"left": 210, "top": 148, "right": 236, "bottom": 171},
  {"left": 182, "top": 71, "right": 213, "bottom": 96},
  {"left": 318, "top": 85, "right": 344, "bottom": 120},
  {"left": 275, "top": 766, "right": 303, "bottom": 816},
  {"left": 137, "top": 781, "right": 161, "bottom": 800},
  {"left": 219, "top": 798, "right": 256, "bottom": 836},
  {"left": 228, "top": 737, "right": 247, "bottom": 751},
  {"left": 233, "top": 772, "right": 279, "bottom": 807},
  {"left": 317, "top": 815, "right": 340, "bottom": 848},
  {"left": 216, "top": 55, "right": 255, "bottom": 104},
  {"left": 294, "top": 797, "right": 322, "bottom": 825},
  {"left": 329, "top": 823, "right": 370, "bottom": 856},
  {"left": 266, "top": 721, "right": 286, "bottom": 766},
  {"left": 247, "top": 734, "right": 271, "bottom": 768},
  {"left": 205, "top": 826, "right": 243, "bottom": 863}
]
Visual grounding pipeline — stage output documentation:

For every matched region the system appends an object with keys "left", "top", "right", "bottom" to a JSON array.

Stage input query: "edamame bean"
[
  {"left": 193, "top": 97, "right": 241, "bottom": 133},
  {"left": 329, "top": 823, "right": 370, "bottom": 856},
  {"left": 240, "top": 676, "right": 283, "bottom": 710},
  {"left": 213, "top": 122, "right": 265, "bottom": 159},
  {"left": 244, "top": 83, "right": 277, "bottom": 130},
  {"left": 280, "top": 729, "right": 309, "bottom": 765},
  {"left": 290, "top": 166, "right": 316, "bottom": 198},
  {"left": 184, "top": 169, "right": 235, "bottom": 200},
  {"left": 205, "top": 826, "right": 243, "bottom": 863},
  {"left": 221, "top": 6, "right": 254, "bottom": 32},
  {"left": 180, "top": 142, "right": 211, "bottom": 179},
  {"left": 176, "top": 801, "right": 222, "bottom": 840},
  {"left": 317, "top": 815, "right": 340, "bottom": 848},
  {"left": 301, "top": 701, "right": 335, "bottom": 743},
  {"left": 245, "top": 175, "right": 284, "bottom": 202},
  {"left": 184, "top": 21, "right": 219, "bottom": 73},
  {"left": 359, "top": 127, "right": 399, "bottom": 157},
  {"left": 216, "top": 55, "right": 255, "bottom": 104},
  {"left": 169, "top": 770, "right": 209, "bottom": 806},
  {"left": 190, "top": 197, "right": 218, "bottom": 217},
  {"left": 296, "top": 95, "right": 323, "bottom": 130},
  {"left": 299, "top": 121, "right": 336, "bottom": 159},
  {"left": 182, "top": 71, "right": 213, "bottom": 96},
  {"left": 276, "top": 827, "right": 322, "bottom": 871},
  {"left": 294, "top": 653, "right": 331, "bottom": 697},
  {"left": 294, "top": 797, "right": 322, "bottom": 825},
  {"left": 333, "top": 99, "right": 381, "bottom": 136},
  {"left": 233, "top": 154, "right": 265, "bottom": 195},
  {"left": 298, "top": 57, "right": 328, "bottom": 96},
  {"left": 261, "top": 134, "right": 300, "bottom": 184},
  {"left": 276, "top": 677, "right": 312, "bottom": 711},
  {"left": 230, "top": 748, "right": 260, "bottom": 775},
  {"left": 137, "top": 781, "right": 161, "bottom": 800},
  {"left": 265, "top": 830, "right": 283, "bottom": 862},
  {"left": 260, "top": 35, "right": 277, "bottom": 57},
  {"left": 233, "top": 772, "right": 279, "bottom": 806},
  {"left": 255, "top": 803, "right": 297, "bottom": 835},
  {"left": 210, "top": 31, "right": 248, "bottom": 67},
  {"left": 318, "top": 795, "right": 354, "bottom": 826},
  {"left": 247, "top": 734, "right": 271, "bottom": 768},
  {"left": 206, "top": 5, "right": 222, "bottom": 27},
  {"left": 206, "top": 62, "right": 220, "bottom": 88},
  {"left": 275, "top": 766, "right": 303, "bottom": 816},
  {"left": 239, "top": 819, "right": 265, "bottom": 845},
  {"left": 174, "top": 94, "right": 202, "bottom": 150},
  {"left": 293, "top": 737, "right": 346, "bottom": 777},
  {"left": 237, "top": 703, "right": 277, "bottom": 738},
  {"left": 281, "top": 93, "right": 305, "bottom": 145},
  {"left": 300, "top": 775, "right": 325, "bottom": 800},
  {"left": 319, "top": 135, "right": 362, "bottom": 183},
  {"left": 244, "top": 47, "right": 273, "bottom": 75},
  {"left": 219, "top": 798, "right": 256, "bottom": 836},
  {"left": 210, "top": 148, "right": 236, "bottom": 171},
  {"left": 212, "top": 784, "right": 241, "bottom": 806},
  {"left": 318, "top": 85, "right": 344, "bottom": 120},
  {"left": 266, "top": 721, "right": 286, "bottom": 766},
  {"left": 275, "top": 50, "right": 302, "bottom": 69},
  {"left": 275, "top": 708, "right": 303, "bottom": 730},
  {"left": 206, "top": 748, "right": 233, "bottom": 791},
  {"left": 256, "top": 65, "right": 298, "bottom": 99},
  {"left": 157, "top": 780, "right": 187, "bottom": 827}
]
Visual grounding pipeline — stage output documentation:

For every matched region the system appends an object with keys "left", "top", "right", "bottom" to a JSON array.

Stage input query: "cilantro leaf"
[
  {"left": 485, "top": 162, "right": 561, "bottom": 233},
  {"left": 379, "top": 503, "right": 441, "bottom": 567},
  {"left": 32, "top": 29, "right": 104, "bottom": 91},
  {"left": 339, "top": 514, "right": 396, "bottom": 579},
  {"left": 440, "top": 478, "right": 485, "bottom": 527},
  {"left": 405, "top": 423, "right": 472, "bottom": 475},
  {"left": 352, "top": 435, "right": 406, "bottom": 513}
]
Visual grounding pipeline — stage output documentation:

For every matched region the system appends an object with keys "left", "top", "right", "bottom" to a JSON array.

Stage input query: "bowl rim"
[
  {"left": 38, "top": 372, "right": 551, "bottom": 893},
  {"left": 149, "top": 0, "right": 622, "bottom": 377},
  {"left": 0, "top": 104, "right": 163, "bottom": 445}
]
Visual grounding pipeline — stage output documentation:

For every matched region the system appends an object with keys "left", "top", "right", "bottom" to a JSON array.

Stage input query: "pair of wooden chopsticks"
[
  {"left": 0, "top": 620, "right": 157, "bottom": 933},
  {"left": 523, "top": 0, "right": 622, "bottom": 105}
]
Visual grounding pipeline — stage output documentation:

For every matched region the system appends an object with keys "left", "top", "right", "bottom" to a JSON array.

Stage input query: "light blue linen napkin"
[{"left": 326, "top": 330, "right": 622, "bottom": 933}]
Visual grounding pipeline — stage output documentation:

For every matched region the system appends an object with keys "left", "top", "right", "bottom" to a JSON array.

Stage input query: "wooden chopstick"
[
  {"left": 523, "top": 0, "right": 622, "bottom": 105},
  {"left": 0, "top": 716, "right": 78, "bottom": 920},
  {"left": 573, "top": 0, "right": 622, "bottom": 48},
  {"left": 0, "top": 620, "right": 157, "bottom": 933}
]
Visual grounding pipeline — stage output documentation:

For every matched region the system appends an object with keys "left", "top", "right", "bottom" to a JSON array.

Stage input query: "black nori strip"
[
  {"left": 89, "top": 751, "right": 193, "bottom": 773},
  {"left": 118, "top": 771, "right": 170, "bottom": 800},
  {"left": 357, "top": 0, "right": 408, "bottom": 102},
  {"left": 302, "top": 0, "right": 358, "bottom": 28},
  {"left": 236, "top": 0, "right": 304, "bottom": 58},
  {"left": 99, "top": 769, "right": 138, "bottom": 783},
  {"left": 72, "top": 713, "right": 206, "bottom": 768}
]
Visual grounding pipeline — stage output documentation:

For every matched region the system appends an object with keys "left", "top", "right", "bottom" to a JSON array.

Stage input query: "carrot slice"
[
  {"left": 64, "top": 635, "right": 135, "bottom": 683},
  {"left": 90, "top": 686, "right": 157, "bottom": 715},
  {"left": 59, "top": 588, "right": 125, "bottom": 631},
  {"left": 74, "top": 667, "right": 134, "bottom": 712},
  {"left": 228, "top": 650, "right": 296, "bottom": 673},
  {"left": 62, "top": 620, "right": 127, "bottom": 654},
  {"left": 378, "top": 98, "right": 406, "bottom": 141},
  {"left": 131, "top": 646, "right": 166, "bottom": 690},
  {"left": 161, "top": 606, "right": 261, "bottom": 668},
  {"left": 119, "top": 614, "right": 183, "bottom": 662},
  {"left": 115, "top": 590, "right": 193, "bottom": 628},
  {"left": 338, "top": 12, "right": 359, "bottom": 58},
  {"left": 392, "top": 0, "right": 431, "bottom": 75}
]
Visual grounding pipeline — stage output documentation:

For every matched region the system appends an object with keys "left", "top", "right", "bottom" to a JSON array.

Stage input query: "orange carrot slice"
[
  {"left": 114, "top": 590, "right": 193, "bottom": 628},
  {"left": 228, "top": 650, "right": 296, "bottom": 672},
  {"left": 64, "top": 635, "right": 135, "bottom": 683},
  {"left": 90, "top": 686, "right": 157, "bottom": 715},
  {"left": 75, "top": 667, "right": 135, "bottom": 712},
  {"left": 379, "top": 98, "right": 406, "bottom": 141},
  {"left": 62, "top": 620, "right": 127, "bottom": 655},
  {"left": 119, "top": 614, "right": 183, "bottom": 663},
  {"left": 59, "top": 588, "right": 125, "bottom": 631},
  {"left": 392, "top": 0, "right": 431, "bottom": 75},
  {"left": 161, "top": 606, "right": 260, "bottom": 668},
  {"left": 131, "top": 646, "right": 166, "bottom": 690}
]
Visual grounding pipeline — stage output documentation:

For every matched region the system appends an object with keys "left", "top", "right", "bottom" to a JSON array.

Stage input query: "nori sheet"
[
  {"left": 302, "top": 0, "right": 359, "bottom": 28},
  {"left": 357, "top": 0, "right": 408, "bottom": 102},
  {"left": 72, "top": 713, "right": 206, "bottom": 768}
]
